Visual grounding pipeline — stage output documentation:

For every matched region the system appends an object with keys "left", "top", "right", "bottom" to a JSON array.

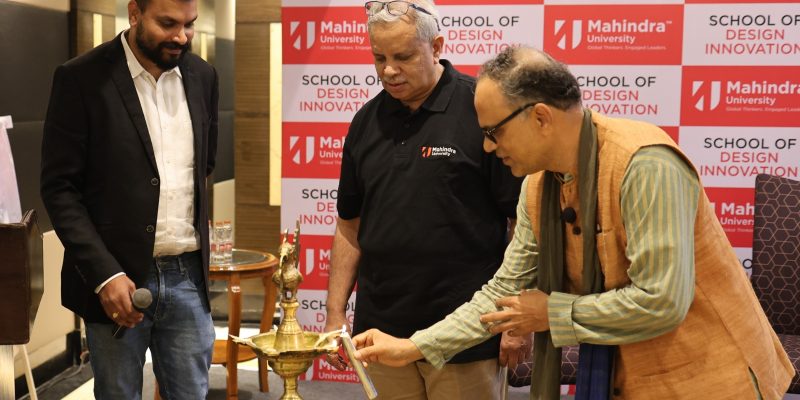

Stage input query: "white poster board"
[{"left": 0, "top": 115, "right": 21, "bottom": 224}]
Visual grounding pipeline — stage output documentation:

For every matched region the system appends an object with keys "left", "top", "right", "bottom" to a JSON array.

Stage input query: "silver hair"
[
  {"left": 367, "top": 0, "right": 440, "bottom": 43},
  {"left": 479, "top": 46, "right": 582, "bottom": 111}
]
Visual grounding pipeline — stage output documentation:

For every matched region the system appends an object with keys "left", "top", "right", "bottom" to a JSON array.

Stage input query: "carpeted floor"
[
  {"left": 30, "top": 362, "right": 533, "bottom": 400},
  {"left": 46, "top": 363, "right": 377, "bottom": 400},
  {"left": 17, "top": 294, "right": 797, "bottom": 399},
  {"left": 22, "top": 324, "right": 534, "bottom": 399}
]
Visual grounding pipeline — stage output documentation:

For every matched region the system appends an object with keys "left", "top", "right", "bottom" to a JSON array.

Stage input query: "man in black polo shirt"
[{"left": 323, "top": 1, "right": 524, "bottom": 398}]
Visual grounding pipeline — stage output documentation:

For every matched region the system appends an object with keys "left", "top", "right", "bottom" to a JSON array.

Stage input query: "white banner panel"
[
  {"left": 734, "top": 247, "right": 754, "bottom": 277},
  {"left": 0, "top": 116, "right": 20, "bottom": 224},
  {"left": 571, "top": 65, "right": 681, "bottom": 126},
  {"left": 283, "top": 64, "right": 383, "bottom": 123},
  {"left": 679, "top": 126, "right": 800, "bottom": 188},
  {"left": 281, "top": 178, "right": 340, "bottom": 236},
  {"left": 439, "top": 5, "right": 544, "bottom": 65},
  {"left": 683, "top": 3, "right": 800, "bottom": 66},
  {"left": 295, "top": 289, "right": 359, "bottom": 382},
  {"left": 295, "top": 289, "right": 356, "bottom": 333}
]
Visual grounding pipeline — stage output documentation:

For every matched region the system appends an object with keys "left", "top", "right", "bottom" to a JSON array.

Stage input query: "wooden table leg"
[
  {"left": 258, "top": 274, "right": 278, "bottom": 392},
  {"left": 226, "top": 273, "right": 242, "bottom": 400}
]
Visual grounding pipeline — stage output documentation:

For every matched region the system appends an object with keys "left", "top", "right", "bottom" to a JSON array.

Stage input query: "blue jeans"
[{"left": 86, "top": 251, "right": 215, "bottom": 400}]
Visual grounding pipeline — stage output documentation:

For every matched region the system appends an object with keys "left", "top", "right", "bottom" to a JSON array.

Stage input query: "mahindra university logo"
[
  {"left": 290, "top": 21, "right": 315, "bottom": 50},
  {"left": 304, "top": 248, "right": 315, "bottom": 275},
  {"left": 304, "top": 248, "right": 330, "bottom": 275},
  {"left": 554, "top": 19, "right": 582, "bottom": 50},
  {"left": 420, "top": 146, "right": 457, "bottom": 159},
  {"left": 289, "top": 136, "right": 315, "bottom": 165},
  {"left": 691, "top": 81, "right": 721, "bottom": 111}
]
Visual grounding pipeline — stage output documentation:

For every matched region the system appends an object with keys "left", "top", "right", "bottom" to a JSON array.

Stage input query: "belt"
[{"left": 154, "top": 249, "right": 201, "bottom": 263}]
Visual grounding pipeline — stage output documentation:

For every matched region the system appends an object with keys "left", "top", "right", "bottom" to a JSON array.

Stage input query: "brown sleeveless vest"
[{"left": 526, "top": 113, "right": 793, "bottom": 399}]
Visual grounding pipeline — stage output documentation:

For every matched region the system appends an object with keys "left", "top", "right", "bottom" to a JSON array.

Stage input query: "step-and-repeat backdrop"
[{"left": 280, "top": 0, "right": 800, "bottom": 383}]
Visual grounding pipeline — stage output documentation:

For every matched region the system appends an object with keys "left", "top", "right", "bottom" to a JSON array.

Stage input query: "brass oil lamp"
[{"left": 231, "top": 221, "right": 340, "bottom": 400}]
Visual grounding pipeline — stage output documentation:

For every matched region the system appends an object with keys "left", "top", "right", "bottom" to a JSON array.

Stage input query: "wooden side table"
[
  {"left": 210, "top": 249, "right": 278, "bottom": 399},
  {"left": 153, "top": 249, "right": 278, "bottom": 400}
]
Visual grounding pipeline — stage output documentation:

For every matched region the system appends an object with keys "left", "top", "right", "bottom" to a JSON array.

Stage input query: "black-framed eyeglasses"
[
  {"left": 365, "top": 1, "right": 434, "bottom": 18},
  {"left": 482, "top": 103, "right": 536, "bottom": 143}
]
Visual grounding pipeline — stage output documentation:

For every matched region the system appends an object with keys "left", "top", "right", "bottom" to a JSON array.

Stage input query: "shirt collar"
[
  {"left": 380, "top": 59, "right": 458, "bottom": 117},
  {"left": 120, "top": 31, "right": 182, "bottom": 80},
  {"left": 422, "top": 59, "right": 457, "bottom": 113}
]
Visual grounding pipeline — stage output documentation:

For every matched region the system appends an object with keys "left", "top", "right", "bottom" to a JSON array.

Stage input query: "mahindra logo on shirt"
[
  {"left": 691, "top": 81, "right": 722, "bottom": 111},
  {"left": 554, "top": 19, "right": 582, "bottom": 50},
  {"left": 290, "top": 136, "right": 315, "bottom": 164},
  {"left": 420, "top": 146, "right": 457, "bottom": 159},
  {"left": 544, "top": 5, "right": 682, "bottom": 65},
  {"left": 289, "top": 21, "right": 316, "bottom": 50}
]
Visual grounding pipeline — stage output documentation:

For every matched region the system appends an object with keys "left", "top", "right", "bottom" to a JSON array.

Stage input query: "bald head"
[{"left": 478, "top": 46, "right": 582, "bottom": 111}]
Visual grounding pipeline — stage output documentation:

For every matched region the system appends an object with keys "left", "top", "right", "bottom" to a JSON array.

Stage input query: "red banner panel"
[
  {"left": 283, "top": 7, "right": 371, "bottom": 65},
  {"left": 543, "top": 5, "right": 683, "bottom": 65},
  {"left": 681, "top": 66, "right": 800, "bottom": 127},
  {"left": 282, "top": 123, "right": 349, "bottom": 179},
  {"left": 705, "top": 187, "right": 755, "bottom": 248}
]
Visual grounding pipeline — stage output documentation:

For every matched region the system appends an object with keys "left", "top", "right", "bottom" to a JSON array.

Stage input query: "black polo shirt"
[{"left": 337, "top": 60, "right": 523, "bottom": 363}]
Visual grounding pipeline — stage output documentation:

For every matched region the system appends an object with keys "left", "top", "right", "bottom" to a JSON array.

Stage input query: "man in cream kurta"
[{"left": 350, "top": 46, "right": 794, "bottom": 399}]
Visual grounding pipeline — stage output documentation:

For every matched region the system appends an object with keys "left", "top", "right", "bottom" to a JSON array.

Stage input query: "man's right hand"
[
  {"left": 98, "top": 276, "right": 143, "bottom": 328},
  {"left": 324, "top": 312, "right": 351, "bottom": 371},
  {"left": 351, "top": 329, "right": 424, "bottom": 367}
]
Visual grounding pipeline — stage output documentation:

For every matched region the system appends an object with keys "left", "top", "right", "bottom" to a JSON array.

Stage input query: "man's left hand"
[
  {"left": 480, "top": 289, "right": 550, "bottom": 336},
  {"left": 499, "top": 331, "right": 532, "bottom": 369}
]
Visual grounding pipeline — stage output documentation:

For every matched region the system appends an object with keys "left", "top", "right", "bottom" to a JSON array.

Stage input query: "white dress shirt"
[
  {"left": 95, "top": 33, "right": 200, "bottom": 294},
  {"left": 122, "top": 33, "right": 199, "bottom": 257}
]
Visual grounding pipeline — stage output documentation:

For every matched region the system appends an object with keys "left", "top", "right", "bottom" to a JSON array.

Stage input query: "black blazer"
[{"left": 41, "top": 33, "right": 218, "bottom": 322}]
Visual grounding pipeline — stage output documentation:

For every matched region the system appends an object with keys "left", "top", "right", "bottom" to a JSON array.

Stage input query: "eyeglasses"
[
  {"left": 482, "top": 103, "right": 536, "bottom": 143},
  {"left": 365, "top": 1, "right": 434, "bottom": 18}
]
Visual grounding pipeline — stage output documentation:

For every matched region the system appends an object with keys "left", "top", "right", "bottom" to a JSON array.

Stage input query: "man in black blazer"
[{"left": 41, "top": 0, "right": 217, "bottom": 398}]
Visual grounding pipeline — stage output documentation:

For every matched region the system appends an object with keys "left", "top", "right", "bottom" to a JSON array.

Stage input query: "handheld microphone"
[
  {"left": 561, "top": 207, "right": 577, "bottom": 224},
  {"left": 112, "top": 288, "right": 153, "bottom": 339}
]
